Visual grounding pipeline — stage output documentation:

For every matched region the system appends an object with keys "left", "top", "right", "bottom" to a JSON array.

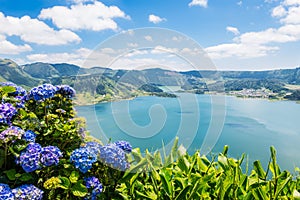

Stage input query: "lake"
[{"left": 76, "top": 93, "right": 300, "bottom": 172}]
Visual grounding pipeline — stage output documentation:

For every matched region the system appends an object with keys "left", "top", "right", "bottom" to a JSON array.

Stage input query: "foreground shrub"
[{"left": 0, "top": 82, "right": 131, "bottom": 199}]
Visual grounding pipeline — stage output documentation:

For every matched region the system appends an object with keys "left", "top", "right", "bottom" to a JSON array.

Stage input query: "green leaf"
[
  {"left": 218, "top": 154, "right": 229, "bottom": 171},
  {"left": 4, "top": 169, "right": 17, "bottom": 181},
  {"left": 20, "top": 173, "right": 33, "bottom": 182},
  {"left": 174, "top": 185, "right": 192, "bottom": 200},
  {"left": 69, "top": 171, "right": 79, "bottom": 183},
  {"left": 222, "top": 145, "right": 229, "bottom": 156},
  {"left": 2, "top": 86, "right": 16, "bottom": 94},
  {"left": 58, "top": 176, "right": 71, "bottom": 189},
  {"left": 253, "top": 160, "right": 266, "bottom": 180},
  {"left": 71, "top": 182, "right": 88, "bottom": 197}
]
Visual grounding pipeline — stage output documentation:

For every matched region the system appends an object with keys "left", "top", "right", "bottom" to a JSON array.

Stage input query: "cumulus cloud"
[
  {"left": 39, "top": 1, "right": 130, "bottom": 31},
  {"left": 0, "top": 12, "right": 80, "bottom": 45},
  {"left": 272, "top": 5, "right": 287, "bottom": 17},
  {"left": 188, "top": 0, "right": 208, "bottom": 8},
  {"left": 226, "top": 26, "right": 240, "bottom": 35},
  {"left": 148, "top": 14, "right": 166, "bottom": 24},
  {"left": 27, "top": 48, "right": 92, "bottom": 66},
  {"left": 0, "top": 35, "right": 32, "bottom": 55},
  {"left": 206, "top": 0, "right": 300, "bottom": 59}
]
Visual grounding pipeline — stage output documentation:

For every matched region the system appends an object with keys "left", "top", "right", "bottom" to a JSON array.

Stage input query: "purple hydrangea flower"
[
  {"left": 40, "top": 146, "right": 63, "bottom": 167},
  {"left": 0, "top": 103, "right": 17, "bottom": 124},
  {"left": 0, "top": 183, "right": 14, "bottom": 200},
  {"left": 22, "top": 130, "right": 36, "bottom": 142},
  {"left": 12, "top": 184, "right": 43, "bottom": 200},
  {"left": 28, "top": 84, "right": 57, "bottom": 101},
  {"left": 0, "top": 126, "right": 25, "bottom": 143},
  {"left": 18, "top": 143, "right": 42, "bottom": 173},
  {"left": 113, "top": 140, "right": 132, "bottom": 153},
  {"left": 0, "top": 82, "right": 27, "bottom": 96},
  {"left": 56, "top": 85, "right": 76, "bottom": 98},
  {"left": 84, "top": 177, "right": 103, "bottom": 200},
  {"left": 83, "top": 142, "right": 102, "bottom": 155},
  {"left": 99, "top": 144, "right": 130, "bottom": 171},
  {"left": 70, "top": 147, "right": 97, "bottom": 173}
]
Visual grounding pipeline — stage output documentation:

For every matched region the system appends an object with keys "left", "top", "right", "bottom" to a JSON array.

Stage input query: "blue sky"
[{"left": 0, "top": 0, "right": 300, "bottom": 70}]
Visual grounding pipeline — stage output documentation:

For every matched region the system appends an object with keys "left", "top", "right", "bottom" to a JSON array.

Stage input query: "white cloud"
[
  {"left": 272, "top": 5, "right": 287, "bottom": 17},
  {"left": 39, "top": 1, "right": 130, "bottom": 31},
  {"left": 226, "top": 26, "right": 240, "bottom": 35},
  {"left": 27, "top": 48, "right": 92, "bottom": 66},
  {"left": 280, "top": 6, "right": 300, "bottom": 24},
  {"left": 151, "top": 46, "right": 178, "bottom": 54},
  {"left": 237, "top": 1, "right": 243, "bottom": 6},
  {"left": 148, "top": 14, "right": 166, "bottom": 24},
  {"left": 0, "top": 37, "right": 32, "bottom": 55},
  {"left": 205, "top": 0, "right": 300, "bottom": 59},
  {"left": 205, "top": 43, "right": 279, "bottom": 59},
  {"left": 144, "top": 35, "right": 153, "bottom": 41},
  {"left": 283, "top": 0, "right": 300, "bottom": 6},
  {"left": 70, "top": 0, "right": 95, "bottom": 4},
  {"left": 188, "top": 0, "right": 208, "bottom": 8},
  {"left": 127, "top": 43, "right": 138, "bottom": 48},
  {"left": 0, "top": 12, "right": 80, "bottom": 45}
]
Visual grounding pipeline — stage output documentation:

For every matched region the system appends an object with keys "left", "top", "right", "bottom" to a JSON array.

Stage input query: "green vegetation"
[
  {"left": 285, "top": 90, "right": 300, "bottom": 101},
  {"left": 119, "top": 143, "right": 300, "bottom": 200},
  {"left": 1, "top": 58, "right": 300, "bottom": 102}
]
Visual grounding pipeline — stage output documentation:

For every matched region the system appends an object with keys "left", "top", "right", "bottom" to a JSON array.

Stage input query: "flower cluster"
[
  {"left": 40, "top": 146, "right": 63, "bottom": 166},
  {"left": 12, "top": 184, "right": 43, "bottom": 200},
  {"left": 70, "top": 147, "right": 97, "bottom": 173},
  {"left": 56, "top": 85, "right": 76, "bottom": 98},
  {"left": 14, "top": 95, "right": 27, "bottom": 108},
  {"left": 17, "top": 143, "right": 63, "bottom": 173},
  {"left": 22, "top": 130, "right": 37, "bottom": 142},
  {"left": 99, "top": 144, "right": 130, "bottom": 171},
  {"left": 0, "top": 126, "right": 24, "bottom": 143},
  {"left": 83, "top": 142, "right": 102, "bottom": 155},
  {"left": 28, "top": 84, "right": 57, "bottom": 101},
  {"left": 84, "top": 177, "right": 103, "bottom": 200},
  {"left": 0, "top": 103, "right": 17, "bottom": 124},
  {"left": 0, "top": 183, "right": 14, "bottom": 200},
  {"left": 0, "top": 82, "right": 27, "bottom": 96},
  {"left": 114, "top": 140, "right": 132, "bottom": 153}
]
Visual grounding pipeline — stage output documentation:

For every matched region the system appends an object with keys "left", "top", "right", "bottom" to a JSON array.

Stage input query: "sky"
[{"left": 0, "top": 0, "right": 300, "bottom": 71}]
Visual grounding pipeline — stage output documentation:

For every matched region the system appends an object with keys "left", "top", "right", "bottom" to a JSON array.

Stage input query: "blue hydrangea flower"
[
  {"left": 0, "top": 183, "right": 14, "bottom": 200},
  {"left": 28, "top": 84, "right": 57, "bottom": 101},
  {"left": 0, "top": 103, "right": 17, "bottom": 124},
  {"left": 40, "top": 146, "right": 63, "bottom": 167},
  {"left": 99, "top": 144, "right": 130, "bottom": 171},
  {"left": 15, "top": 95, "right": 27, "bottom": 108},
  {"left": 84, "top": 177, "right": 103, "bottom": 200},
  {"left": 70, "top": 147, "right": 97, "bottom": 173},
  {"left": 0, "top": 82, "right": 27, "bottom": 96},
  {"left": 83, "top": 142, "right": 102, "bottom": 155},
  {"left": 18, "top": 143, "right": 42, "bottom": 173},
  {"left": 0, "top": 126, "right": 25, "bottom": 143},
  {"left": 12, "top": 184, "right": 43, "bottom": 200},
  {"left": 113, "top": 141, "right": 132, "bottom": 153},
  {"left": 56, "top": 85, "right": 76, "bottom": 98},
  {"left": 22, "top": 130, "right": 36, "bottom": 142}
]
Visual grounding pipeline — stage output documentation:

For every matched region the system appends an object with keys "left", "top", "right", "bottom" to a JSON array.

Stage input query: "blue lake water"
[{"left": 76, "top": 94, "right": 300, "bottom": 172}]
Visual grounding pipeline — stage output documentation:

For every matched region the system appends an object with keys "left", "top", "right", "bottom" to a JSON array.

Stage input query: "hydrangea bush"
[{"left": 0, "top": 82, "right": 132, "bottom": 199}]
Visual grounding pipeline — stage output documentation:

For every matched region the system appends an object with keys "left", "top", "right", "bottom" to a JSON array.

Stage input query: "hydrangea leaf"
[{"left": 71, "top": 182, "right": 88, "bottom": 197}]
